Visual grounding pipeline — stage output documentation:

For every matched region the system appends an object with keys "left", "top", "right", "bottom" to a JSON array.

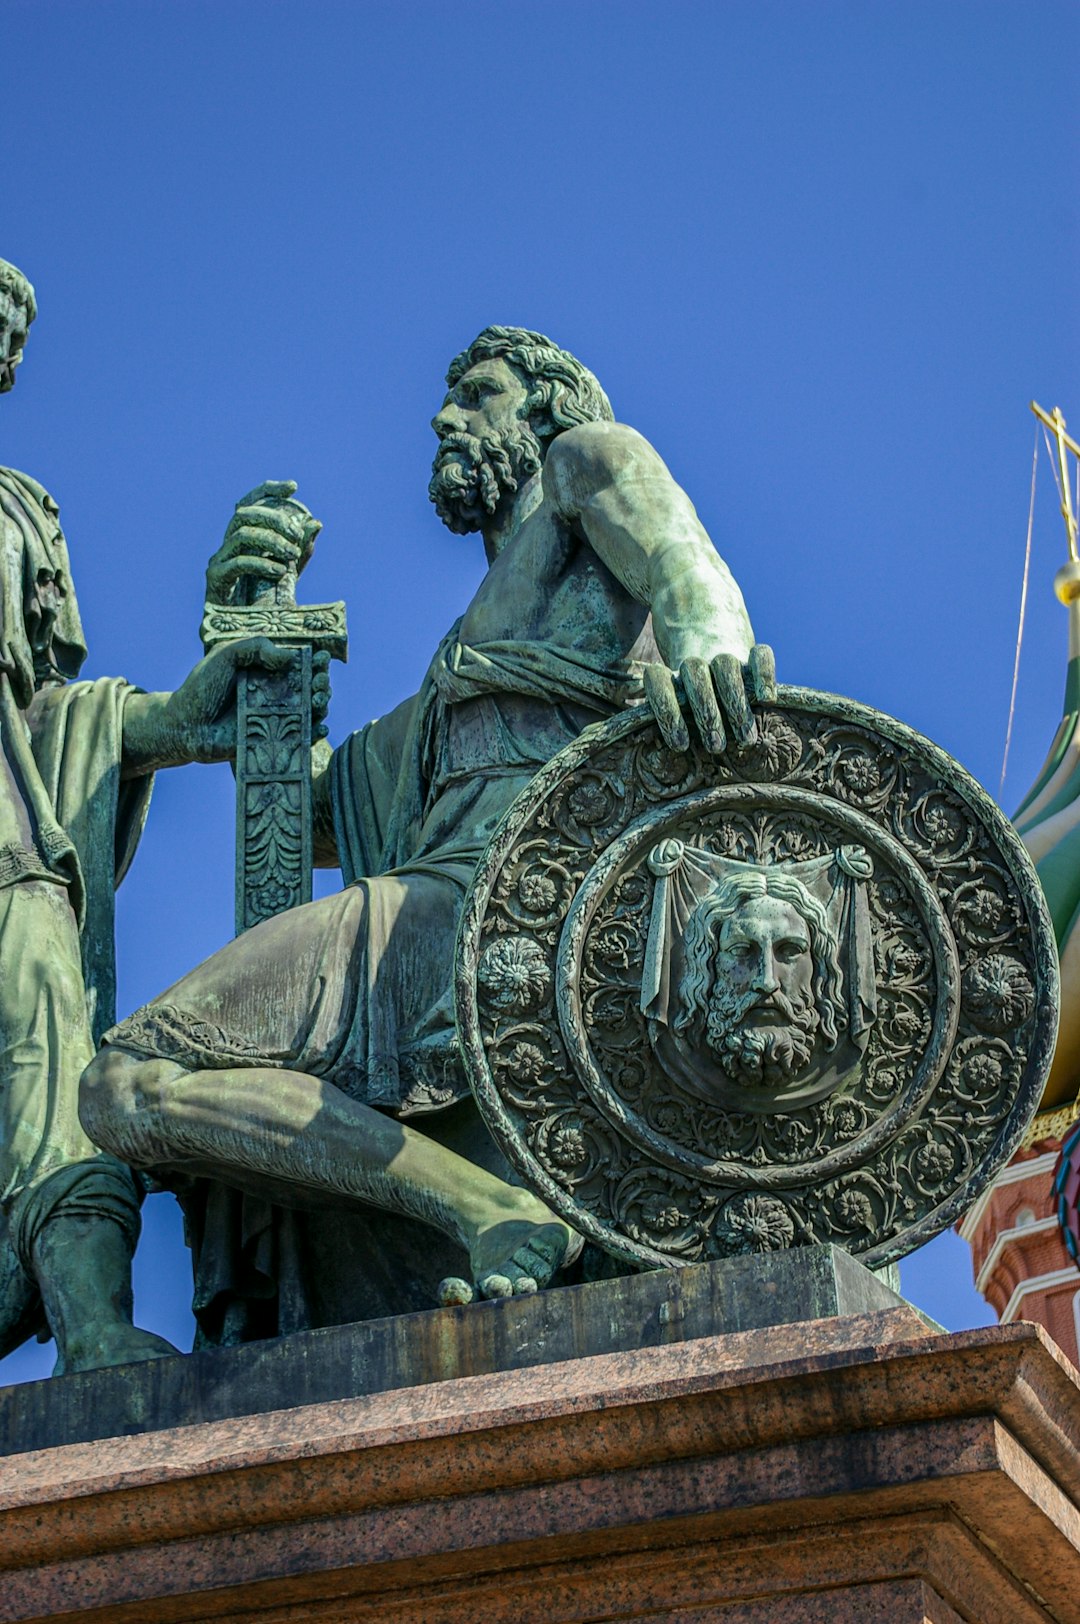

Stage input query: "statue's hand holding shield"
[{"left": 642, "top": 644, "right": 778, "bottom": 756}]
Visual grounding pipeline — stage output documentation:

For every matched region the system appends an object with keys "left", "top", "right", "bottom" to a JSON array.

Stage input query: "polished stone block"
[
  {"left": 0, "top": 1242, "right": 920, "bottom": 1456},
  {"left": 1, "top": 1304, "right": 1079, "bottom": 1621}
]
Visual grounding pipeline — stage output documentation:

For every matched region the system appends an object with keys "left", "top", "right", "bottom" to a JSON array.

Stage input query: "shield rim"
[{"left": 454, "top": 685, "right": 1060, "bottom": 1269}]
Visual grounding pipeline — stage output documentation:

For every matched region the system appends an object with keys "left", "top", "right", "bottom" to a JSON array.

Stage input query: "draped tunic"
[
  {"left": 106, "top": 622, "right": 647, "bottom": 1343},
  {"left": 0, "top": 468, "right": 153, "bottom": 1356},
  {"left": 0, "top": 468, "right": 152, "bottom": 1042}
]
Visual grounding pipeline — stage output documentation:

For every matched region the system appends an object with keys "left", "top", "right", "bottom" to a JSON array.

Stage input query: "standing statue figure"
[
  {"left": 0, "top": 257, "right": 328, "bottom": 1372},
  {"left": 83, "top": 326, "right": 775, "bottom": 1310}
]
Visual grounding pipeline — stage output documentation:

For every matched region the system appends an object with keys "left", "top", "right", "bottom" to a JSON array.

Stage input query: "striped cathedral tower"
[{"left": 963, "top": 404, "right": 1080, "bottom": 1363}]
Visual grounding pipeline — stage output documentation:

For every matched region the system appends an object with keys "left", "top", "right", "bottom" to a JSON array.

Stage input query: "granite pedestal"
[{"left": 2, "top": 1246, "right": 1079, "bottom": 1622}]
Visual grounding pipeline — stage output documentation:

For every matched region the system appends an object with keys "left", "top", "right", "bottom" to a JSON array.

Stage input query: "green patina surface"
[{"left": 1, "top": 313, "right": 1053, "bottom": 1373}]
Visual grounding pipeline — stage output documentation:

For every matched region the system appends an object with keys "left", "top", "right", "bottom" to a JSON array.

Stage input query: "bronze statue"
[
  {"left": 79, "top": 326, "right": 1054, "bottom": 1327},
  {"left": 81, "top": 326, "right": 776, "bottom": 1310}
]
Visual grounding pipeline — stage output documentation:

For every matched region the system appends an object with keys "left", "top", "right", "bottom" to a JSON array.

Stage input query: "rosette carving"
[{"left": 477, "top": 937, "right": 552, "bottom": 1014}]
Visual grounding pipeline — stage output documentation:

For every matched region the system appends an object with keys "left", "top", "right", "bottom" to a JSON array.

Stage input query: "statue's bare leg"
[{"left": 81, "top": 1050, "right": 578, "bottom": 1303}]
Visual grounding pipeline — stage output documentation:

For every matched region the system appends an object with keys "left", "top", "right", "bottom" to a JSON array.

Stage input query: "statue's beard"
[
  {"left": 704, "top": 984, "right": 820, "bottom": 1089},
  {"left": 429, "top": 422, "right": 543, "bottom": 535}
]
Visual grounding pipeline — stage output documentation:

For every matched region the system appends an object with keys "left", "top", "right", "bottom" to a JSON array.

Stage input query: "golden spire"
[{"left": 1031, "top": 401, "right": 1080, "bottom": 598}]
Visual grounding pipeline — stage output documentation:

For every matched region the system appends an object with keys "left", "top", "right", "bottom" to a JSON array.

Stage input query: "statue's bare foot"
[{"left": 438, "top": 1188, "right": 582, "bottom": 1307}]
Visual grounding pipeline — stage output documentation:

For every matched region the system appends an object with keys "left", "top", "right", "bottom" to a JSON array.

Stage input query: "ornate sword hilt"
[{"left": 201, "top": 593, "right": 347, "bottom": 934}]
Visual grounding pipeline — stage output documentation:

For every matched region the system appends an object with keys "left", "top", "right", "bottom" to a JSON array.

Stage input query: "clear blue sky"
[{"left": 1, "top": 1, "right": 1077, "bottom": 1382}]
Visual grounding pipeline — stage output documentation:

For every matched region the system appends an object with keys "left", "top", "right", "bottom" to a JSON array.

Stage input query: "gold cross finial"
[{"left": 1032, "top": 400, "right": 1080, "bottom": 563}]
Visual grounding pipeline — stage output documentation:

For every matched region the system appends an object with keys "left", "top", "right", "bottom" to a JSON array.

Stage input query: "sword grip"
[{"left": 234, "top": 646, "right": 313, "bottom": 934}]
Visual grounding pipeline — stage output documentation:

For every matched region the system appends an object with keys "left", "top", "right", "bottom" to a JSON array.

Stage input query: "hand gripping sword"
[{"left": 201, "top": 536, "right": 347, "bottom": 936}]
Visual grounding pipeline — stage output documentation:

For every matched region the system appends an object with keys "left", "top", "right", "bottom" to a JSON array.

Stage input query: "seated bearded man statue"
[{"left": 81, "top": 326, "right": 776, "bottom": 1309}]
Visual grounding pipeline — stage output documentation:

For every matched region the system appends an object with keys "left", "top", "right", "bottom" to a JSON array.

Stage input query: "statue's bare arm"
[
  {"left": 544, "top": 421, "right": 774, "bottom": 751},
  {"left": 120, "top": 643, "right": 331, "bottom": 778}
]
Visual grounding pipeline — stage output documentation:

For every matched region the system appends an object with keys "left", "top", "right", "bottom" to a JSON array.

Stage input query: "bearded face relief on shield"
[{"left": 642, "top": 840, "right": 877, "bottom": 1114}]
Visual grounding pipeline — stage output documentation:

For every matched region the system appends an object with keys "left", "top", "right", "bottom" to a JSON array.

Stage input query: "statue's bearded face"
[
  {"left": 0, "top": 291, "right": 29, "bottom": 395},
  {"left": 429, "top": 357, "right": 543, "bottom": 534},
  {"left": 703, "top": 895, "right": 821, "bottom": 1088}
]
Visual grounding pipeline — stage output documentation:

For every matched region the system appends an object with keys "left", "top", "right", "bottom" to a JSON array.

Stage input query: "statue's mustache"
[
  {"left": 433, "top": 431, "right": 484, "bottom": 467},
  {"left": 714, "top": 986, "right": 808, "bottom": 1026}
]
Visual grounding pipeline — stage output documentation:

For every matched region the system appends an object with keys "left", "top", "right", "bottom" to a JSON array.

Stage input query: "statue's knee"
[
  {"left": 80, "top": 1051, "right": 193, "bottom": 1170},
  {"left": 79, "top": 1049, "right": 140, "bottom": 1153}
]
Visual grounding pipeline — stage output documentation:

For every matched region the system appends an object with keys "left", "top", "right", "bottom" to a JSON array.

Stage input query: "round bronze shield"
[{"left": 455, "top": 688, "right": 1059, "bottom": 1269}]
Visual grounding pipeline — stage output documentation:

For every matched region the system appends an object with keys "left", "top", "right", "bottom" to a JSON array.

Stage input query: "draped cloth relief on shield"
[{"left": 641, "top": 840, "right": 876, "bottom": 1113}]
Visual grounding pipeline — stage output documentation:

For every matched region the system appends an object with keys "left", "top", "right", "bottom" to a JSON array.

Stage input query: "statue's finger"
[
  {"left": 207, "top": 557, "right": 286, "bottom": 592},
  {"left": 220, "top": 529, "right": 302, "bottom": 569},
  {"left": 680, "top": 657, "right": 726, "bottom": 754},
  {"left": 643, "top": 664, "right": 689, "bottom": 752},
  {"left": 232, "top": 637, "right": 296, "bottom": 673},
  {"left": 235, "top": 479, "right": 298, "bottom": 507},
  {"left": 211, "top": 555, "right": 286, "bottom": 581},
  {"left": 217, "top": 522, "right": 298, "bottom": 561},
  {"left": 228, "top": 508, "right": 309, "bottom": 547},
  {"left": 312, "top": 650, "right": 331, "bottom": 672},
  {"left": 229, "top": 503, "right": 306, "bottom": 536},
  {"left": 710, "top": 653, "right": 756, "bottom": 745},
  {"left": 748, "top": 643, "right": 777, "bottom": 704},
  {"left": 245, "top": 496, "right": 317, "bottom": 525}
]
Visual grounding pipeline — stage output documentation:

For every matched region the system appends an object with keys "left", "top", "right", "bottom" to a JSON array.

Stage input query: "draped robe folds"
[
  {"left": 163, "top": 626, "right": 646, "bottom": 1343},
  {"left": 0, "top": 467, "right": 154, "bottom": 1358}
]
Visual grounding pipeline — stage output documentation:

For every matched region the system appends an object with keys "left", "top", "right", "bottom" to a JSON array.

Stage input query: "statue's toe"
[
  {"left": 437, "top": 1276, "right": 474, "bottom": 1306},
  {"left": 485, "top": 1236, "right": 566, "bottom": 1298},
  {"left": 513, "top": 1233, "right": 566, "bottom": 1288},
  {"left": 446, "top": 1206, "right": 583, "bottom": 1310},
  {"left": 563, "top": 1228, "right": 585, "bottom": 1269},
  {"left": 477, "top": 1271, "right": 515, "bottom": 1299}
]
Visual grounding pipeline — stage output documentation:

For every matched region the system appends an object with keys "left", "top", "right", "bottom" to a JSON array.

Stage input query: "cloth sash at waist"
[{"left": 331, "top": 628, "right": 645, "bottom": 883}]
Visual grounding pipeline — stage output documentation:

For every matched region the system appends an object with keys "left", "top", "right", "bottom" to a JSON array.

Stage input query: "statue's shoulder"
[
  {"left": 543, "top": 421, "right": 664, "bottom": 509},
  {"left": 0, "top": 465, "right": 59, "bottom": 519}
]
